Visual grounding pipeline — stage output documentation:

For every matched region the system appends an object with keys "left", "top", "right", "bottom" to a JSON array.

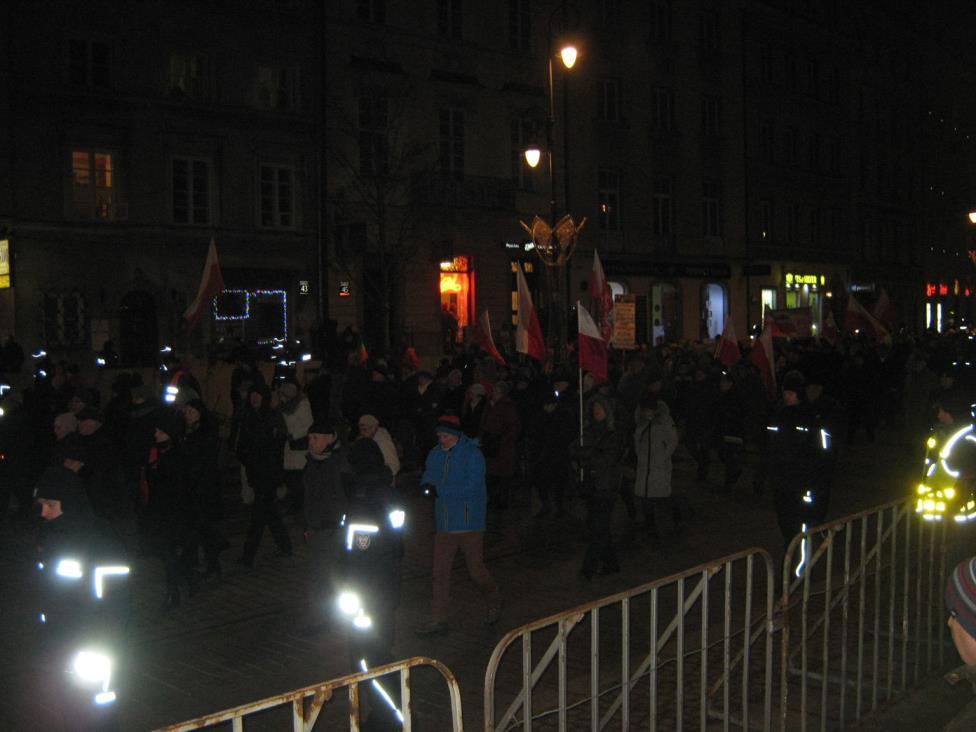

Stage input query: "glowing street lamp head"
[
  {"left": 559, "top": 44, "right": 578, "bottom": 69},
  {"left": 524, "top": 146, "right": 541, "bottom": 168},
  {"left": 968, "top": 211, "right": 976, "bottom": 224}
]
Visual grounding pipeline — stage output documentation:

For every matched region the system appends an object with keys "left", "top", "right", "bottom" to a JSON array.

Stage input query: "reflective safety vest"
[{"left": 916, "top": 423, "right": 976, "bottom": 522}]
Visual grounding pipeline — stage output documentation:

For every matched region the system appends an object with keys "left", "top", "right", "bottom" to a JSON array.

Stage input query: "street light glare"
[
  {"left": 968, "top": 211, "right": 976, "bottom": 224},
  {"left": 524, "top": 147, "right": 542, "bottom": 168},
  {"left": 559, "top": 45, "right": 578, "bottom": 69}
]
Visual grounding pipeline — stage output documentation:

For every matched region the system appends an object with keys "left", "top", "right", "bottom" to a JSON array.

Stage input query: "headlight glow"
[
  {"left": 338, "top": 591, "right": 361, "bottom": 616},
  {"left": 56, "top": 558, "right": 83, "bottom": 579},
  {"left": 73, "top": 651, "right": 112, "bottom": 685},
  {"left": 353, "top": 613, "right": 373, "bottom": 630}
]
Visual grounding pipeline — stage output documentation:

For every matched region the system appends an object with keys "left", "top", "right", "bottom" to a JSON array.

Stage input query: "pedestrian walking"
[
  {"left": 632, "top": 394, "right": 681, "bottom": 545},
  {"left": 237, "top": 382, "right": 293, "bottom": 566},
  {"left": 415, "top": 415, "right": 500, "bottom": 637},
  {"left": 572, "top": 396, "right": 625, "bottom": 580}
]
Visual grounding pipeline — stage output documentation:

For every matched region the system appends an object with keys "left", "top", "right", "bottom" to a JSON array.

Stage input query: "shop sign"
[
  {"left": 0, "top": 239, "right": 9, "bottom": 289},
  {"left": 338, "top": 281, "right": 351, "bottom": 298},
  {"left": 849, "top": 283, "right": 875, "bottom": 293},
  {"left": 925, "top": 282, "right": 949, "bottom": 298},
  {"left": 784, "top": 273, "right": 824, "bottom": 287},
  {"left": 299, "top": 280, "right": 310, "bottom": 295},
  {"left": 503, "top": 240, "right": 535, "bottom": 253},
  {"left": 612, "top": 294, "right": 637, "bottom": 350}
]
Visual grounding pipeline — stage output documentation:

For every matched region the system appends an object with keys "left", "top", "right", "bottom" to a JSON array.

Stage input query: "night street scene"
[{"left": 7, "top": 1, "right": 976, "bottom": 730}]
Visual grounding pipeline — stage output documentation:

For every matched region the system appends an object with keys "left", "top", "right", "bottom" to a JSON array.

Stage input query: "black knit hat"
[{"left": 307, "top": 419, "right": 337, "bottom": 436}]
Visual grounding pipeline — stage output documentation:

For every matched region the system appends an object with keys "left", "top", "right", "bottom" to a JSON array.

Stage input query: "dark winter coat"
[
  {"left": 183, "top": 416, "right": 221, "bottom": 520},
  {"left": 237, "top": 403, "right": 287, "bottom": 490},
  {"left": 481, "top": 395, "right": 521, "bottom": 479},
  {"left": 571, "top": 401, "right": 625, "bottom": 498},
  {"left": 303, "top": 443, "right": 350, "bottom": 531}
]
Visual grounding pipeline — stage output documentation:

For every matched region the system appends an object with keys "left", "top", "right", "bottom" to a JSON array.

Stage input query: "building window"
[
  {"left": 700, "top": 10, "right": 719, "bottom": 53},
  {"left": 651, "top": 282, "right": 681, "bottom": 345},
  {"left": 760, "top": 43, "right": 774, "bottom": 85},
  {"left": 357, "top": 0, "right": 386, "bottom": 23},
  {"left": 439, "top": 108, "right": 465, "bottom": 181},
  {"left": 759, "top": 119, "right": 774, "bottom": 163},
  {"left": 759, "top": 199, "right": 773, "bottom": 240},
  {"left": 44, "top": 291, "right": 87, "bottom": 347},
  {"left": 172, "top": 158, "right": 212, "bottom": 225},
  {"left": 508, "top": 0, "right": 531, "bottom": 52},
  {"left": 597, "top": 78, "right": 620, "bottom": 122},
  {"left": 510, "top": 117, "right": 535, "bottom": 190},
  {"left": 255, "top": 65, "right": 298, "bottom": 111},
  {"left": 651, "top": 87, "right": 673, "bottom": 131},
  {"left": 71, "top": 150, "right": 117, "bottom": 221},
  {"left": 169, "top": 53, "right": 209, "bottom": 99},
  {"left": 68, "top": 39, "right": 111, "bottom": 88},
  {"left": 359, "top": 95, "right": 389, "bottom": 176},
  {"left": 761, "top": 288, "right": 777, "bottom": 320},
  {"left": 598, "top": 169, "right": 620, "bottom": 231},
  {"left": 703, "top": 180, "right": 721, "bottom": 237},
  {"left": 438, "top": 0, "right": 462, "bottom": 39},
  {"left": 702, "top": 95, "right": 721, "bottom": 136},
  {"left": 787, "top": 203, "right": 800, "bottom": 243},
  {"left": 259, "top": 164, "right": 295, "bottom": 228},
  {"left": 652, "top": 176, "right": 672, "bottom": 236},
  {"left": 649, "top": 0, "right": 671, "bottom": 42}
]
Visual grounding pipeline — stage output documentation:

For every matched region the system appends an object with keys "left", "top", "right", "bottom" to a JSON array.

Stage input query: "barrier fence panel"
[
  {"left": 154, "top": 656, "right": 463, "bottom": 732},
  {"left": 777, "top": 498, "right": 949, "bottom": 731},
  {"left": 483, "top": 548, "right": 775, "bottom": 732}
]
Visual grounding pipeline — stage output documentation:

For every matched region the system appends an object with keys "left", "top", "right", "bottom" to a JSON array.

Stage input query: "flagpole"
[{"left": 576, "top": 301, "right": 585, "bottom": 483}]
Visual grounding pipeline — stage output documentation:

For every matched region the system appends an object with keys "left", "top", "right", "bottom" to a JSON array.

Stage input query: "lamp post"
[{"left": 522, "top": 9, "right": 582, "bottom": 362}]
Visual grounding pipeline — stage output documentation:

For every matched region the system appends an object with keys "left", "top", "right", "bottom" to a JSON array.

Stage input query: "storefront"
[
  {"left": 439, "top": 256, "right": 475, "bottom": 342},
  {"left": 924, "top": 279, "right": 973, "bottom": 332},
  {"left": 782, "top": 272, "right": 826, "bottom": 332}
]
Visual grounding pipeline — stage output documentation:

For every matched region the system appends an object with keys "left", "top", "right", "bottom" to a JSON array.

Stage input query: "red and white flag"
[
  {"left": 183, "top": 237, "right": 225, "bottom": 331},
  {"left": 872, "top": 288, "right": 897, "bottom": 328},
  {"left": 577, "top": 301, "right": 608, "bottom": 384},
  {"left": 714, "top": 315, "right": 741, "bottom": 367},
  {"left": 844, "top": 294, "right": 889, "bottom": 340},
  {"left": 475, "top": 310, "right": 507, "bottom": 366},
  {"left": 590, "top": 249, "right": 614, "bottom": 343},
  {"left": 750, "top": 322, "right": 776, "bottom": 399},
  {"left": 515, "top": 262, "right": 546, "bottom": 362},
  {"left": 821, "top": 308, "right": 840, "bottom": 346}
]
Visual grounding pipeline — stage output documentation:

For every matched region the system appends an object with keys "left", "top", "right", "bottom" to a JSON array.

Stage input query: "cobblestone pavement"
[{"left": 0, "top": 425, "right": 960, "bottom": 730}]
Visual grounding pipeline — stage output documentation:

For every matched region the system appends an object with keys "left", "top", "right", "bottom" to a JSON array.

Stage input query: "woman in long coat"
[{"left": 633, "top": 395, "right": 681, "bottom": 542}]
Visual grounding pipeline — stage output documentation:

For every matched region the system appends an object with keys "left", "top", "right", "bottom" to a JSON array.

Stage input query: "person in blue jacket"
[{"left": 415, "top": 414, "right": 501, "bottom": 637}]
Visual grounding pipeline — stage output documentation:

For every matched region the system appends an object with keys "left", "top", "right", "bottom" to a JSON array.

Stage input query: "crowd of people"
[{"left": 3, "top": 326, "right": 976, "bottom": 674}]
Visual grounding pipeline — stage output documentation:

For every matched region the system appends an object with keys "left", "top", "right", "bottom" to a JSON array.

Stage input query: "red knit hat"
[{"left": 435, "top": 414, "right": 463, "bottom": 436}]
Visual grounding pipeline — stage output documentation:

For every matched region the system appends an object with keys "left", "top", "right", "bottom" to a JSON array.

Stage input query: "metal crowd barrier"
[
  {"left": 777, "top": 497, "right": 949, "bottom": 731},
  {"left": 483, "top": 548, "right": 775, "bottom": 731},
  {"left": 154, "top": 656, "right": 463, "bottom": 732}
]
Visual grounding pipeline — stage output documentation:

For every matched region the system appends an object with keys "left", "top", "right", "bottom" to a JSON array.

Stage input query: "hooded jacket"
[
  {"left": 633, "top": 399, "right": 679, "bottom": 499},
  {"left": 421, "top": 434, "right": 487, "bottom": 532}
]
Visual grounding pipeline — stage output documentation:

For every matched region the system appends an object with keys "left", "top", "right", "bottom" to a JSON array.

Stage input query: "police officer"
[
  {"left": 33, "top": 433, "right": 129, "bottom": 731},
  {"left": 333, "top": 438, "right": 404, "bottom": 730},
  {"left": 766, "top": 371, "right": 833, "bottom": 549}
]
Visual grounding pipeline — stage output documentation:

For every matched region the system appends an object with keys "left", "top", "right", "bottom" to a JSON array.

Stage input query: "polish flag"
[
  {"left": 750, "top": 322, "right": 776, "bottom": 399},
  {"left": 844, "top": 294, "right": 889, "bottom": 340},
  {"left": 475, "top": 310, "right": 507, "bottom": 366},
  {"left": 821, "top": 308, "right": 840, "bottom": 346},
  {"left": 515, "top": 263, "right": 546, "bottom": 362},
  {"left": 714, "top": 315, "right": 741, "bottom": 367},
  {"left": 577, "top": 301, "right": 608, "bottom": 384},
  {"left": 872, "top": 288, "right": 897, "bottom": 329},
  {"left": 590, "top": 249, "right": 614, "bottom": 343},
  {"left": 183, "top": 237, "right": 225, "bottom": 331}
]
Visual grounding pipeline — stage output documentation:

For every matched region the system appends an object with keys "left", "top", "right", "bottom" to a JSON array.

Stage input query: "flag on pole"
[
  {"left": 577, "top": 301, "right": 608, "bottom": 384},
  {"left": 475, "top": 310, "right": 507, "bottom": 366},
  {"left": 183, "top": 237, "right": 225, "bottom": 331},
  {"left": 821, "top": 307, "right": 840, "bottom": 346},
  {"left": 714, "top": 315, "right": 741, "bottom": 367},
  {"left": 750, "top": 321, "right": 776, "bottom": 399},
  {"left": 515, "top": 262, "right": 546, "bottom": 361},
  {"left": 844, "top": 294, "right": 889, "bottom": 340},
  {"left": 872, "top": 288, "right": 897, "bottom": 328},
  {"left": 590, "top": 249, "right": 614, "bottom": 343}
]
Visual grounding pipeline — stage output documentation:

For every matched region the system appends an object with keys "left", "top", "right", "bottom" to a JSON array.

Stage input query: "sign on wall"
[
  {"left": 612, "top": 294, "right": 637, "bottom": 349},
  {"left": 0, "top": 239, "right": 10, "bottom": 289}
]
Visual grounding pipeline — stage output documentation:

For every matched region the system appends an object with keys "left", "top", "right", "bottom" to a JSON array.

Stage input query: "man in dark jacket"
[
  {"left": 33, "top": 435, "right": 129, "bottom": 729},
  {"left": 237, "top": 382, "right": 293, "bottom": 566},
  {"left": 302, "top": 420, "right": 348, "bottom": 622},
  {"left": 531, "top": 389, "right": 577, "bottom": 517},
  {"left": 77, "top": 406, "right": 126, "bottom": 522}
]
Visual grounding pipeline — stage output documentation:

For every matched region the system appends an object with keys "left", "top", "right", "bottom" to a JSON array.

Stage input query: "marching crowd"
[{"left": 2, "top": 327, "right": 975, "bottom": 646}]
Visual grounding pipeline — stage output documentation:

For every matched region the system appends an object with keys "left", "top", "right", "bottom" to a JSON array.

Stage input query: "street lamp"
[{"left": 519, "top": 15, "right": 584, "bottom": 361}]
